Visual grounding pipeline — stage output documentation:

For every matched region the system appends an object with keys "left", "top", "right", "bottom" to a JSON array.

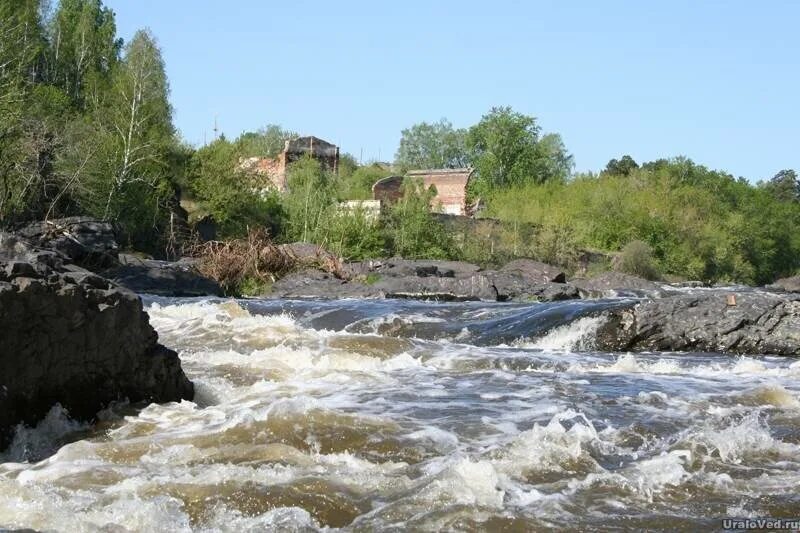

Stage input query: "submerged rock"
[
  {"left": 0, "top": 232, "right": 193, "bottom": 449},
  {"left": 595, "top": 291, "right": 800, "bottom": 355}
]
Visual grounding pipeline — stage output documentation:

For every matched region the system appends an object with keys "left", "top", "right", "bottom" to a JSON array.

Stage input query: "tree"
[
  {"left": 763, "top": 169, "right": 799, "bottom": 203},
  {"left": 187, "top": 138, "right": 284, "bottom": 238},
  {"left": 61, "top": 29, "right": 175, "bottom": 244},
  {"left": 236, "top": 124, "right": 297, "bottom": 158},
  {"left": 0, "top": 0, "right": 50, "bottom": 221},
  {"left": 48, "top": 0, "right": 122, "bottom": 106},
  {"left": 283, "top": 156, "right": 337, "bottom": 243},
  {"left": 382, "top": 178, "right": 455, "bottom": 259},
  {"left": 395, "top": 118, "right": 469, "bottom": 170},
  {"left": 604, "top": 155, "right": 638, "bottom": 176},
  {"left": 466, "top": 106, "right": 572, "bottom": 190}
]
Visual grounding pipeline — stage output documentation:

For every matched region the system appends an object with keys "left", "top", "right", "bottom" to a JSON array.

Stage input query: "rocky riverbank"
[
  {"left": 2, "top": 216, "right": 799, "bottom": 450},
  {"left": 0, "top": 227, "right": 194, "bottom": 449}
]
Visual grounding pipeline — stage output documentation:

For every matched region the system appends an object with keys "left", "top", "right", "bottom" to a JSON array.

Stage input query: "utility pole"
[{"left": 213, "top": 115, "right": 219, "bottom": 140}]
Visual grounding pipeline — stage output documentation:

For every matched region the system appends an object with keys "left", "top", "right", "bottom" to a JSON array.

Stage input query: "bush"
[
  {"left": 483, "top": 159, "right": 800, "bottom": 284},
  {"left": 616, "top": 240, "right": 660, "bottom": 280},
  {"left": 191, "top": 228, "right": 344, "bottom": 295},
  {"left": 382, "top": 179, "right": 457, "bottom": 259}
]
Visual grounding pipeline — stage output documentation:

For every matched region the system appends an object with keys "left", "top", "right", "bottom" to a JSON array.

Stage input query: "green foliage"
[
  {"left": 604, "top": 155, "right": 639, "bottom": 176},
  {"left": 616, "top": 240, "right": 660, "bottom": 280},
  {"left": 338, "top": 164, "right": 393, "bottom": 200},
  {"left": 283, "top": 157, "right": 337, "bottom": 243},
  {"left": 485, "top": 158, "right": 800, "bottom": 284},
  {"left": 395, "top": 119, "right": 469, "bottom": 170},
  {"left": 236, "top": 124, "right": 297, "bottom": 158},
  {"left": 187, "top": 138, "right": 284, "bottom": 239},
  {"left": 48, "top": 0, "right": 122, "bottom": 106},
  {"left": 383, "top": 179, "right": 457, "bottom": 259},
  {"left": 325, "top": 207, "right": 385, "bottom": 260},
  {"left": 281, "top": 157, "right": 385, "bottom": 259},
  {"left": 237, "top": 276, "right": 272, "bottom": 297},
  {"left": 761, "top": 169, "right": 799, "bottom": 203},
  {"left": 467, "top": 106, "right": 572, "bottom": 194}
]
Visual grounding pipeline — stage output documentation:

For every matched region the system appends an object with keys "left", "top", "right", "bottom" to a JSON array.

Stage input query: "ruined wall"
[
  {"left": 373, "top": 170, "right": 473, "bottom": 215},
  {"left": 409, "top": 169, "right": 473, "bottom": 215},
  {"left": 238, "top": 136, "right": 339, "bottom": 192},
  {"left": 372, "top": 175, "right": 405, "bottom": 205}
]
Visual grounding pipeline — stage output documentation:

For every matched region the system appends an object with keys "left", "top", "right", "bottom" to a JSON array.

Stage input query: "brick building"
[
  {"left": 240, "top": 136, "right": 340, "bottom": 191},
  {"left": 372, "top": 168, "right": 474, "bottom": 215}
]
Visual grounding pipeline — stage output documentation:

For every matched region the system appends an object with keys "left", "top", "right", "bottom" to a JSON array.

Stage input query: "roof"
[{"left": 406, "top": 168, "right": 473, "bottom": 177}]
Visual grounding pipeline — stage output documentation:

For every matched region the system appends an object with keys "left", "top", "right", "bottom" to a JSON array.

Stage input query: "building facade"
[
  {"left": 372, "top": 168, "right": 474, "bottom": 216},
  {"left": 240, "top": 136, "right": 340, "bottom": 191}
]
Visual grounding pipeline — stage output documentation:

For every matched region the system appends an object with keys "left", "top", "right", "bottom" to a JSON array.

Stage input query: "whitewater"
[{"left": 1, "top": 297, "right": 799, "bottom": 531}]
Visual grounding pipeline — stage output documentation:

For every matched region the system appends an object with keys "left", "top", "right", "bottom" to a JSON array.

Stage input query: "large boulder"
[
  {"left": 595, "top": 291, "right": 800, "bottom": 355},
  {"left": 767, "top": 275, "right": 800, "bottom": 294},
  {"left": 270, "top": 268, "right": 380, "bottom": 299},
  {"left": 17, "top": 217, "right": 119, "bottom": 269},
  {"left": 572, "top": 271, "right": 670, "bottom": 298},
  {"left": 103, "top": 254, "right": 223, "bottom": 297},
  {"left": 0, "top": 233, "right": 193, "bottom": 449},
  {"left": 270, "top": 258, "right": 579, "bottom": 302},
  {"left": 500, "top": 259, "right": 566, "bottom": 284}
]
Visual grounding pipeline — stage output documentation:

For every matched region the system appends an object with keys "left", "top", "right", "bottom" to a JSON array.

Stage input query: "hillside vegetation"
[{"left": 2, "top": 1, "right": 799, "bottom": 285}]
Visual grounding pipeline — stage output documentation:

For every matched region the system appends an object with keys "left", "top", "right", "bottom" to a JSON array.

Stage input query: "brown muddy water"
[{"left": 1, "top": 296, "right": 800, "bottom": 531}]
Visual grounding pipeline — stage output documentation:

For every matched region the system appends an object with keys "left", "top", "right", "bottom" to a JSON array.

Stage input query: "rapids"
[{"left": 2, "top": 297, "right": 800, "bottom": 531}]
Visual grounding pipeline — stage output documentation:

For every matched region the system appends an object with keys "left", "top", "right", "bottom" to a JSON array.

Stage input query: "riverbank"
[{"left": 3, "top": 218, "right": 799, "bottom": 451}]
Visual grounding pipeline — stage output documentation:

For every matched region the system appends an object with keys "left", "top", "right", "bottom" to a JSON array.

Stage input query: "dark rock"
[
  {"left": 371, "top": 259, "right": 482, "bottom": 279},
  {"left": 102, "top": 254, "right": 223, "bottom": 297},
  {"left": 572, "top": 271, "right": 671, "bottom": 298},
  {"left": 767, "top": 275, "right": 800, "bottom": 293},
  {"left": 500, "top": 259, "right": 566, "bottom": 284},
  {"left": 0, "top": 237, "right": 193, "bottom": 449},
  {"left": 271, "top": 268, "right": 380, "bottom": 299},
  {"left": 595, "top": 291, "right": 800, "bottom": 355},
  {"left": 270, "top": 261, "right": 580, "bottom": 303},
  {"left": 18, "top": 217, "right": 119, "bottom": 269},
  {"left": 489, "top": 271, "right": 578, "bottom": 302}
]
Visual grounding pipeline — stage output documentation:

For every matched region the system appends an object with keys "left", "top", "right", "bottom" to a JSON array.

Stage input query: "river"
[{"left": 1, "top": 297, "right": 799, "bottom": 531}]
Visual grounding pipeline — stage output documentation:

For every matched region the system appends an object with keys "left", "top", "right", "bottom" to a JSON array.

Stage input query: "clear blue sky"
[{"left": 106, "top": 0, "right": 799, "bottom": 181}]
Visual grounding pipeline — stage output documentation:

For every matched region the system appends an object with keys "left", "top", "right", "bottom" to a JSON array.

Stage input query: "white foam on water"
[
  {"left": 416, "top": 457, "right": 505, "bottom": 509},
  {"left": 684, "top": 411, "right": 799, "bottom": 463},
  {"left": 523, "top": 316, "right": 604, "bottom": 351},
  {"left": 4, "top": 298, "right": 800, "bottom": 530},
  {"left": 492, "top": 410, "right": 608, "bottom": 479},
  {"left": 1, "top": 405, "right": 87, "bottom": 464},
  {"left": 624, "top": 450, "right": 692, "bottom": 502}
]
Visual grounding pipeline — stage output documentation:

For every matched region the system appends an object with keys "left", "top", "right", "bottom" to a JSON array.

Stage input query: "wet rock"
[
  {"left": 0, "top": 234, "right": 193, "bottom": 449},
  {"left": 572, "top": 272, "right": 671, "bottom": 298},
  {"left": 595, "top": 291, "right": 800, "bottom": 355},
  {"left": 103, "top": 254, "right": 222, "bottom": 297}
]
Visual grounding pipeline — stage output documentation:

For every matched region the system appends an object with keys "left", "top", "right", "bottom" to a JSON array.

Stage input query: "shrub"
[
  {"left": 616, "top": 240, "right": 660, "bottom": 280},
  {"left": 191, "top": 228, "right": 343, "bottom": 295},
  {"left": 382, "top": 179, "right": 457, "bottom": 259}
]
